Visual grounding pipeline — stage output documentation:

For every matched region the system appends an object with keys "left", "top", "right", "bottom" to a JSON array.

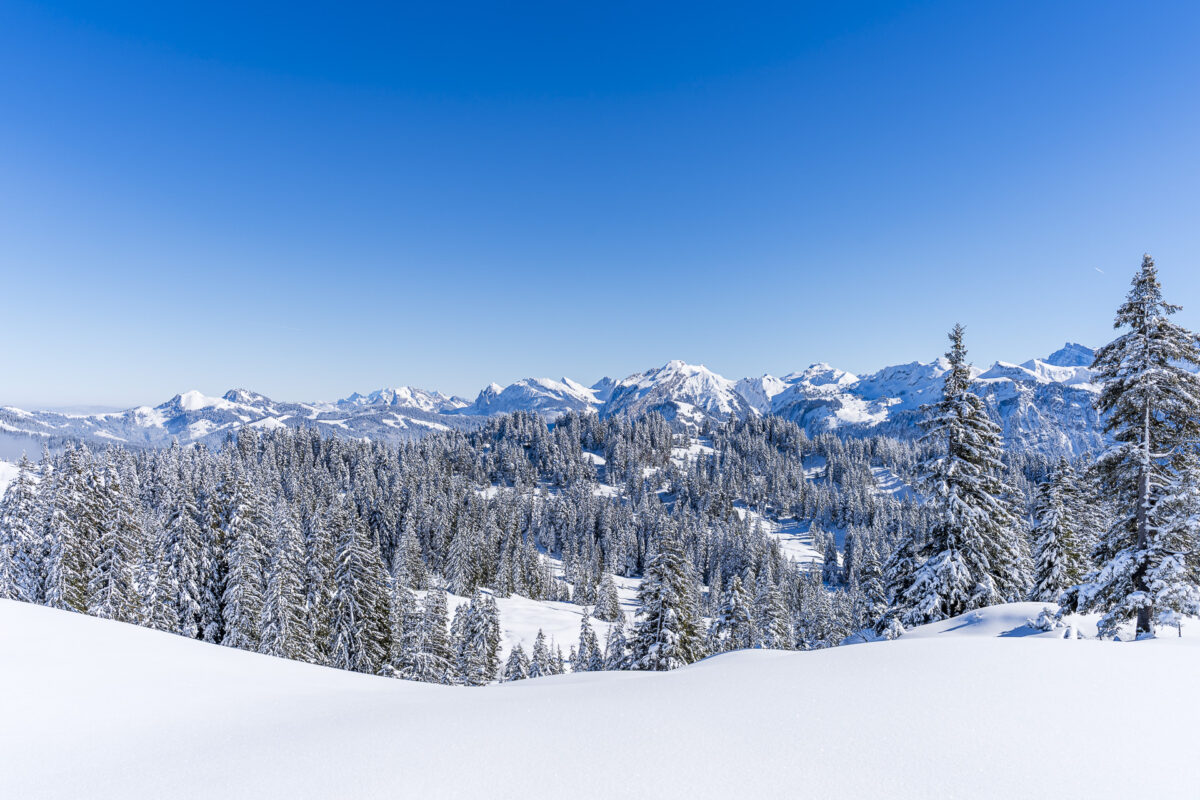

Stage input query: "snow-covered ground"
[
  {"left": 0, "top": 460, "right": 17, "bottom": 498},
  {"left": 442, "top": 576, "right": 641, "bottom": 661},
  {"left": 6, "top": 599, "right": 1198, "bottom": 799}
]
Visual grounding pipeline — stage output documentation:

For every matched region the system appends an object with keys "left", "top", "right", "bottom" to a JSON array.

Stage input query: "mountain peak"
[{"left": 1044, "top": 342, "right": 1094, "bottom": 367}]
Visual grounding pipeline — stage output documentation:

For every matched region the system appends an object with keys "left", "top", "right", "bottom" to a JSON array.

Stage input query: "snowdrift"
[{"left": 2, "top": 600, "right": 1199, "bottom": 799}]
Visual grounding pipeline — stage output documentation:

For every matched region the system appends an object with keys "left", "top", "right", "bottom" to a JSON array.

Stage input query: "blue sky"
[{"left": 3, "top": 1, "right": 1199, "bottom": 407}]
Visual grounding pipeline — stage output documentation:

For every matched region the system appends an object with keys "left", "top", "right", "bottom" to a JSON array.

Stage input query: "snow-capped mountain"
[
  {"left": 455, "top": 377, "right": 602, "bottom": 420},
  {"left": 0, "top": 343, "right": 1106, "bottom": 456},
  {"left": 0, "top": 389, "right": 483, "bottom": 451},
  {"left": 603, "top": 360, "right": 753, "bottom": 423},
  {"left": 764, "top": 344, "right": 1102, "bottom": 454},
  {"left": 338, "top": 386, "right": 469, "bottom": 413}
]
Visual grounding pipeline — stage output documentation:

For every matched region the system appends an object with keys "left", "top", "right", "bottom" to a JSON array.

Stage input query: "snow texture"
[{"left": 4, "top": 599, "right": 1199, "bottom": 799}]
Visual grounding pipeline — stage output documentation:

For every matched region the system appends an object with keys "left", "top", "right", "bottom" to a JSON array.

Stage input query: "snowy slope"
[{"left": 4, "top": 599, "right": 1200, "bottom": 799}]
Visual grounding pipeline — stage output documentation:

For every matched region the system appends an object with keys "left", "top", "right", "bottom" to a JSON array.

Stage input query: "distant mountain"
[
  {"left": 1044, "top": 342, "right": 1095, "bottom": 367},
  {"left": 337, "top": 386, "right": 469, "bottom": 413},
  {"left": 603, "top": 360, "right": 753, "bottom": 424},
  {"left": 0, "top": 343, "right": 1108, "bottom": 456},
  {"left": 455, "top": 377, "right": 601, "bottom": 420},
  {"left": 764, "top": 344, "right": 1102, "bottom": 454},
  {"left": 0, "top": 389, "right": 484, "bottom": 451}
]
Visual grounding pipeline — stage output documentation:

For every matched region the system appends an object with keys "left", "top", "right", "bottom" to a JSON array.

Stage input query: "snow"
[
  {"left": 734, "top": 507, "right": 825, "bottom": 566},
  {"left": 871, "top": 465, "right": 919, "bottom": 502},
  {"left": 174, "top": 389, "right": 229, "bottom": 412},
  {"left": 0, "top": 460, "right": 18, "bottom": 498},
  {"left": 5, "top": 599, "right": 1200, "bottom": 799}
]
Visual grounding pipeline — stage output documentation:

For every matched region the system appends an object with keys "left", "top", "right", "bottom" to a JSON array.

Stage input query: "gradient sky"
[{"left": 3, "top": 1, "right": 1200, "bottom": 408}]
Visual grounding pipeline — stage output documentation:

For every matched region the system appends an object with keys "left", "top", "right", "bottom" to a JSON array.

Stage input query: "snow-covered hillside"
[
  {"left": 0, "top": 343, "right": 1106, "bottom": 455},
  {"left": 4, "top": 599, "right": 1198, "bottom": 799}
]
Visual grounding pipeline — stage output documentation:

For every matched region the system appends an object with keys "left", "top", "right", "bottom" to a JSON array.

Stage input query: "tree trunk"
[{"left": 1135, "top": 406, "right": 1152, "bottom": 636}]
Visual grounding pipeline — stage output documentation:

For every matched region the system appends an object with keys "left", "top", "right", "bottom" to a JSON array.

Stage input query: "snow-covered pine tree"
[
  {"left": 821, "top": 538, "right": 841, "bottom": 585},
  {"left": 896, "top": 325, "right": 1028, "bottom": 626},
  {"left": 219, "top": 468, "right": 270, "bottom": 651},
  {"left": 753, "top": 573, "right": 792, "bottom": 650},
  {"left": 603, "top": 621, "right": 628, "bottom": 670},
  {"left": 1081, "top": 255, "right": 1200, "bottom": 637},
  {"left": 41, "top": 445, "right": 90, "bottom": 612},
  {"left": 575, "top": 608, "right": 603, "bottom": 672},
  {"left": 162, "top": 482, "right": 206, "bottom": 638},
  {"left": 1139, "top": 450, "right": 1200, "bottom": 633},
  {"left": 454, "top": 589, "right": 501, "bottom": 686},
  {"left": 592, "top": 572, "right": 624, "bottom": 622},
  {"left": 630, "top": 532, "right": 704, "bottom": 670},
  {"left": 86, "top": 463, "right": 141, "bottom": 623},
  {"left": 405, "top": 588, "right": 456, "bottom": 684},
  {"left": 710, "top": 574, "right": 757, "bottom": 652},
  {"left": 260, "top": 503, "right": 310, "bottom": 660},
  {"left": 503, "top": 642, "right": 530, "bottom": 681},
  {"left": 528, "top": 629, "right": 551, "bottom": 679},
  {"left": 0, "top": 456, "right": 43, "bottom": 603},
  {"left": 1030, "top": 458, "right": 1087, "bottom": 603},
  {"left": 329, "top": 502, "right": 384, "bottom": 673}
]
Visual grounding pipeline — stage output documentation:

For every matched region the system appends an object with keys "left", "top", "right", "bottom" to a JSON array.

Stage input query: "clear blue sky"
[{"left": 3, "top": 1, "right": 1199, "bottom": 407}]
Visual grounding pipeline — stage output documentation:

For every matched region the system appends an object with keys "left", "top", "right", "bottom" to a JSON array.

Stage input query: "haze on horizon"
[{"left": 3, "top": 0, "right": 1199, "bottom": 408}]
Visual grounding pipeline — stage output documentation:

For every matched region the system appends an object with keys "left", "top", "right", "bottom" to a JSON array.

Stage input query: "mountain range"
[{"left": 0, "top": 343, "right": 1103, "bottom": 456}]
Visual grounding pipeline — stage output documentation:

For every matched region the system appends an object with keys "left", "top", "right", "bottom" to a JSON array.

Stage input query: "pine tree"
[
  {"left": 0, "top": 456, "right": 43, "bottom": 603},
  {"left": 896, "top": 325, "right": 1028, "bottom": 626},
  {"left": 528, "top": 629, "right": 551, "bottom": 679},
  {"left": 753, "top": 575, "right": 792, "bottom": 650},
  {"left": 710, "top": 574, "right": 757, "bottom": 651},
  {"left": 260, "top": 504, "right": 309, "bottom": 660},
  {"left": 1030, "top": 459, "right": 1087, "bottom": 602},
  {"left": 405, "top": 588, "right": 456, "bottom": 684},
  {"left": 575, "top": 609, "right": 603, "bottom": 672},
  {"left": 592, "top": 572, "right": 624, "bottom": 622},
  {"left": 1082, "top": 255, "right": 1200, "bottom": 637},
  {"left": 86, "top": 464, "right": 141, "bottom": 623},
  {"left": 630, "top": 533, "right": 704, "bottom": 670},
  {"left": 454, "top": 589, "right": 501, "bottom": 686},
  {"left": 220, "top": 470, "right": 269, "bottom": 651},
  {"left": 503, "top": 642, "right": 530, "bottom": 681},
  {"left": 329, "top": 504, "right": 381, "bottom": 673},
  {"left": 162, "top": 487, "right": 206, "bottom": 637},
  {"left": 603, "top": 620, "right": 629, "bottom": 670}
]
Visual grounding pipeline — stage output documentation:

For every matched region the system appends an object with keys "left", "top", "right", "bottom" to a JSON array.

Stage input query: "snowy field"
[{"left": 4, "top": 599, "right": 1199, "bottom": 799}]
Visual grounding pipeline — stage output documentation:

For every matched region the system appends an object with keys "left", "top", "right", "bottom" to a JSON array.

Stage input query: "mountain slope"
[{"left": 3, "top": 599, "right": 1198, "bottom": 799}]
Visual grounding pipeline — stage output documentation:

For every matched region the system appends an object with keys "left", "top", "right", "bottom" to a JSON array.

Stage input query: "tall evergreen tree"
[
  {"left": 630, "top": 533, "right": 704, "bottom": 670},
  {"left": 710, "top": 574, "right": 757, "bottom": 652},
  {"left": 1030, "top": 459, "right": 1087, "bottom": 603},
  {"left": 895, "top": 325, "right": 1028, "bottom": 626},
  {"left": 1082, "top": 255, "right": 1200, "bottom": 636}
]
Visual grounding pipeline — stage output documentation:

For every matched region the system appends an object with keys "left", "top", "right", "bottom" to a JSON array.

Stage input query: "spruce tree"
[
  {"left": 710, "top": 574, "right": 757, "bottom": 651},
  {"left": 0, "top": 456, "right": 43, "bottom": 603},
  {"left": 896, "top": 325, "right": 1028, "bottom": 626},
  {"left": 503, "top": 643, "right": 530, "bottom": 681},
  {"left": 630, "top": 533, "right": 704, "bottom": 670},
  {"left": 1030, "top": 459, "right": 1087, "bottom": 603},
  {"left": 1082, "top": 255, "right": 1200, "bottom": 637}
]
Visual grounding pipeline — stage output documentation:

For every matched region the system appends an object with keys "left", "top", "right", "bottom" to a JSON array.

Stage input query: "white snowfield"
[{"left": 4, "top": 601, "right": 1199, "bottom": 799}]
